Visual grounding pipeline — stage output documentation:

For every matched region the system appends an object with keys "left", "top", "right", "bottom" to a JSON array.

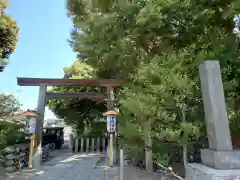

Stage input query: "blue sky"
[{"left": 0, "top": 0, "right": 76, "bottom": 119}]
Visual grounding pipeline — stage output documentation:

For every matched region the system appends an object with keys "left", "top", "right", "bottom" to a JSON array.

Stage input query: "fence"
[{"left": 70, "top": 135, "right": 108, "bottom": 153}]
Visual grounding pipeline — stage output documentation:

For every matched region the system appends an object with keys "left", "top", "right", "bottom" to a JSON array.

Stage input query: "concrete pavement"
[
  {"left": 4, "top": 153, "right": 118, "bottom": 180},
  {"left": 90, "top": 157, "right": 119, "bottom": 180},
  {"left": 3, "top": 151, "right": 161, "bottom": 180},
  {"left": 123, "top": 165, "right": 161, "bottom": 180}
]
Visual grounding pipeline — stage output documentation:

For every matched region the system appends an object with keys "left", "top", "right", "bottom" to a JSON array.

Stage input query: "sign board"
[
  {"left": 107, "top": 115, "right": 116, "bottom": 132},
  {"left": 26, "top": 118, "right": 36, "bottom": 134},
  {"left": 29, "top": 125, "right": 35, "bottom": 134}
]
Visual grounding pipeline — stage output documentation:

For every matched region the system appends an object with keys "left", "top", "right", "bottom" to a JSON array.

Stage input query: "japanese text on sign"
[{"left": 107, "top": 116, "right": 116, "bottom": 132}]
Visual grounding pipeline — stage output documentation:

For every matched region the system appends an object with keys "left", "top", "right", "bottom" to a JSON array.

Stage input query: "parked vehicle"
[{"left": 42, "top": 127, "right": 64, "bottom": 150}]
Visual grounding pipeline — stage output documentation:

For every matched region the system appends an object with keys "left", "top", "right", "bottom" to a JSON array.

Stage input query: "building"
[
  {"left": 44, "top": 119, "right": 65, "bottom": 128},
  {"left": 14, "top": 109, "right": 39, "bottom": 133}
]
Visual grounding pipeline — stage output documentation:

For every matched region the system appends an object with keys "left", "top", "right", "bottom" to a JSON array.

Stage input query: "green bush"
[{"left": 0, "top": 119, "right": 26, "bottom": 149}]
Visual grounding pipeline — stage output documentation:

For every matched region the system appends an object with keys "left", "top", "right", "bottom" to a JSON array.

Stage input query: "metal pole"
[
  {"left": 120, "top": 149, "right": 124, "bottom": 180},
  {"left": 33, "top": 85, "right": 46, "bottom": 169}
]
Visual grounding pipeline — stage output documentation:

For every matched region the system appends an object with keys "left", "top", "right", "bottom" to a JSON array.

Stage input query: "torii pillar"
[{"left": 33, "top": 85, "right": 47, "bottom": 169}]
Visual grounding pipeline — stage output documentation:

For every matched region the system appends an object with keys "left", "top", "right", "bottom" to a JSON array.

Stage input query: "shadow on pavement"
[{"left": 4, "top": 152, "right": 102, "bottom": 180}]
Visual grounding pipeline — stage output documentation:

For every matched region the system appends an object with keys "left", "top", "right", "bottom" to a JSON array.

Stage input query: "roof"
[{"left": 15, "top": 109, "right": 40, "bottom": 118}]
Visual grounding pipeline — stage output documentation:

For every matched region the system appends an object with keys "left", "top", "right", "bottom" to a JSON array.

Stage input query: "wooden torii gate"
[{"left": 17, "top": 77, "right": 125, "bottom": 168}]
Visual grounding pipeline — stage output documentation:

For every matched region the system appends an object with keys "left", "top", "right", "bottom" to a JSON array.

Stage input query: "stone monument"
[{"left": 186, "top": 60, "right": 240, "bottom": 180}]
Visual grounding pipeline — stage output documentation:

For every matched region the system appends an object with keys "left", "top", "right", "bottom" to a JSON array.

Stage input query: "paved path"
[
  {"left": 90, "top": 157, "right": 119, "bottom": 180},
  {"left": 2, "top": 151, "right": 162, "bottom": 180},
  {"left": 4, "top": 153, "right": 119, "bottom": 180},
  {"left": 123, "top": 166, "right": 161, "bottom": 180}
]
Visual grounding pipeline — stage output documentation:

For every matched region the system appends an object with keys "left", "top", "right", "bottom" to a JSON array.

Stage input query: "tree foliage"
[
  {"left": 48, "top": 60, "right": 107, "bottom": 137},
  {"left": 0, "top": 93, "right": 25, "bottom": 149},
  {"left": 0, "top": 1, "right": 21, "bottom": 149},
  {"left": 0, "top": 119, "right": 25, "bottom": 149},
  {"left": 0, "top": 0, "right": 19, "bottom": 71},
  {"left": 0, "top": 93, "right": 20, "bottom": 119},
  {"left": 66, "top": 0, "right": 240, "bottom": 170}
]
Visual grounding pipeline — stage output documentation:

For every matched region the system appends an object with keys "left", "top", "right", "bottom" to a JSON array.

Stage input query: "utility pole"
[{"left": 16, "top": 89, "right": 21, "bottom": 102}]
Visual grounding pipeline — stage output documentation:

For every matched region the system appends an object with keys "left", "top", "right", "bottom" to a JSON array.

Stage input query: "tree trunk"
[
  {"left": 183, "top": 144, "right": 187, "bottom": 171},
  {"left": 144, "top": 120, "right": 153, "bottom": 172},
  {"left": 181, "top": 107, "right": 188, "bottom": 174}
]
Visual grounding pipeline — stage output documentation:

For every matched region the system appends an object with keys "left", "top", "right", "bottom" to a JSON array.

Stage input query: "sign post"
[
  {"left": 28, "top": 133, "right": 35, "bottom": 168},
  {"left": 28, "top": 118, "right": 36, "bottom": 169},
  {"left": 107, "top": 115, "right": 116, "bottom": 166},
  {"left": 103, "top": 110, "right": 119, "bottom": 167},
  {"left": 107, "top": 115, "right": 116, "bottom": 133}
]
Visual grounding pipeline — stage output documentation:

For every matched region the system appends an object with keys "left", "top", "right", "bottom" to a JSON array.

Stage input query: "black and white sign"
[
  {"left": 25, "top": 118, "right": 36, "bottom": 134},
  {"left": 107, "top": 115, "right": 116, "bottom": 132}
]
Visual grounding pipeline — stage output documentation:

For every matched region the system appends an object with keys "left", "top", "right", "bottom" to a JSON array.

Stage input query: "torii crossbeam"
[
  {"left": 17, "top": 77, "right": 126, "bottom": 168},
  {"left": 17, "top": 78, "right": 125, "bottom": 86}
]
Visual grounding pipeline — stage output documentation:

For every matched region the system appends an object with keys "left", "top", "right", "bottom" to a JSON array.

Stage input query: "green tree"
[
  {"left": 67, "top": 0, "right": 240, "bottom": 173},
  {"left": 48, "top": 60, "right": 107, "bottom": 137},
  {"left": 0, "top": 93, "right": 25, "bottom": 149},
  {"left": 67, "top": 0, "right": 239, "bottom": 77},
  {"left": 0, "top": 0, "right": 19, "bottom": 72},
  {"left": 0, "top": 93, "right": 20, "bottom": 119},
  {"left": 119, "top": 51, "right": 202, "bottom": 170}
]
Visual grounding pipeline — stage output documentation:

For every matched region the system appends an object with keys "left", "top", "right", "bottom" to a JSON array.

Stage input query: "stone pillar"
[
  {"left": 33, "top": 85, "right": 46, "bottom": 169},
  {"left": 92, "top": 138, "right": 95, "bottom": 152},
  {"left": 80, "top": 137, "right": 84, "bottom": 152},
  {"left": 187, "top": 60, "right": 240, "bottom": 180},
  {"left": 200, "top": 61, "right": 232, "bottom": 151},
  {"left": 75, "top": 138, "right": 78, "bottom": 153},
  {"left": 69, "top": 133, "right": 73, "bottom": 153},
  {"left": 97, "top": 137, "right": 100, "bottom": 152},
  {"left": 86, "top": 138, "right": 89, "bottom": 153}
]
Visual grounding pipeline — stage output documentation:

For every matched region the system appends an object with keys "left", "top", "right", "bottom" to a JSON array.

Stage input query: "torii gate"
[{"left": 17, "top": 77, "right": 125, "bottom": 168}]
